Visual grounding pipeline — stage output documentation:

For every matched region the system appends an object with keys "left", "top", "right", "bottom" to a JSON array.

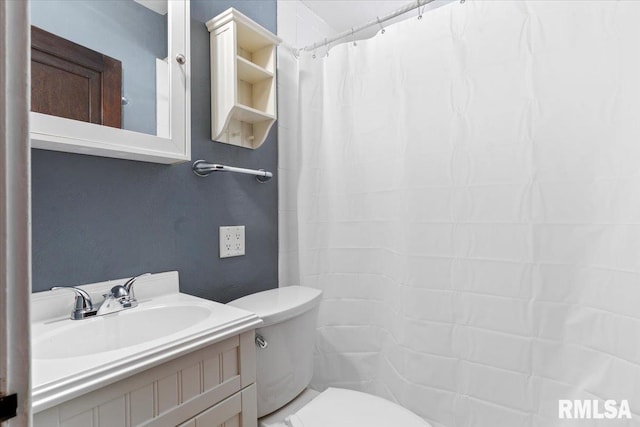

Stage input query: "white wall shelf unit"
[{"left": 206, "top": 8, "right": 281, "bottom": 149}]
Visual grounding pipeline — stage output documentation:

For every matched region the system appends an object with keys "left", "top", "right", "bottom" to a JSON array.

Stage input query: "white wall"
[
  {"left": 278, "top": 0, "right": 338, "bottom": 49},
  {"left": 277, "top": 0, "right": 336, "bottom": 287}
]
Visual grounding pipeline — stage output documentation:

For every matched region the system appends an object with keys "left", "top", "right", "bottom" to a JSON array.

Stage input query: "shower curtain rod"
[{"left": 300, "top": 0, "right": 442, "bottom": 53}]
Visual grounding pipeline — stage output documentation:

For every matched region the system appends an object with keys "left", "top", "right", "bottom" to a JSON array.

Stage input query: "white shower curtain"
[{"left": 279, "top": 1, "right": 640, "bottom": 426}]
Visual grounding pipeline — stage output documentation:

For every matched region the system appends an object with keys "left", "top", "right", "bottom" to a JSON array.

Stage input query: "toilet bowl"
[
  {"left": 260, "top": 387, "right": 428, "bottom": 427},
  {"left": 228, "top": 286, "right": 431, "bottom": 427}
]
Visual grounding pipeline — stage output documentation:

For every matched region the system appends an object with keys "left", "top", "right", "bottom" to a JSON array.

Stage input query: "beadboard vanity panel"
[{"left": 34, "top": 332, "right": 257, "bottom": 427}]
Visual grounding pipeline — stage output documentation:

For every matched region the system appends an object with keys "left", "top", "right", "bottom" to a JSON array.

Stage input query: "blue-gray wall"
[
  {"left": 31, "top": 0, "right": 278, "bottom": 303},
  {"left": 31, "top": 0, "right": 167, "bottom": 135}
]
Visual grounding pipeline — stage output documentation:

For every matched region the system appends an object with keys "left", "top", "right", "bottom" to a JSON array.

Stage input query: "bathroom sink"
[
  {"left": 33, "top": 305, "right": 210, "bottom": 359},
  {"left": 31, "top": 271, "right": 263, "bottom": 413}
]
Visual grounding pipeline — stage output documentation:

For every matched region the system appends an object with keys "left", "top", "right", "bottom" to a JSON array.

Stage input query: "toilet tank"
[{"left": 228, "top": 286, "right": 322, "bottom": 417}]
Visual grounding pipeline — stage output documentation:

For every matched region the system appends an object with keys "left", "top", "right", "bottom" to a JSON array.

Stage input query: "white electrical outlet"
[{"left": 220, "top": 226, "right": 245, "bottom": 258}]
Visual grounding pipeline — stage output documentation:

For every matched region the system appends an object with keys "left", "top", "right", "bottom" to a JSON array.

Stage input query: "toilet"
[{"left": 228, "top": 286, "right": 431, "bottom": 427}]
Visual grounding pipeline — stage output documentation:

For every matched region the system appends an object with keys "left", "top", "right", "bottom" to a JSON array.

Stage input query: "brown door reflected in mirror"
[{"left": 31, "top": 26, "right": 122, "bottom": 128}]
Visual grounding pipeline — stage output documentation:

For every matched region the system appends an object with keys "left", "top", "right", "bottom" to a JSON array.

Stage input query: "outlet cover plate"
[{"left": 220, "top": 226, "right": 245, "bottom": 258}]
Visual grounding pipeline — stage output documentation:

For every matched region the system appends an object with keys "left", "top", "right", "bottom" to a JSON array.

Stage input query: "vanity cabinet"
[
  {"left": 34, "top": 331, "right": 257, "bottom": 427},
  {"left": 206, "top": 8, "right": 280, "bottom": 149}
]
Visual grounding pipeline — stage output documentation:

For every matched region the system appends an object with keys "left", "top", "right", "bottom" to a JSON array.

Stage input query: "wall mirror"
[{"left": 29, "top": 0, "right": 190, "bottom": 164}]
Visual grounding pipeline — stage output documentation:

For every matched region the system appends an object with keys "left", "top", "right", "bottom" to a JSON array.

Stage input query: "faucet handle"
[
  {"left": 122, "top": 273, "right": 151, "bottom": 300},
  {"left": 110, "top": 285, "right": 129, "bottom": 299},
  {"left": 51, "top": 286, "right": 96, "bottom": 319}
]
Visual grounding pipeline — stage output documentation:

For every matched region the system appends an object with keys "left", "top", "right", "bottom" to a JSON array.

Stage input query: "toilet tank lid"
[{"left": 227, "top": 286, "right": 322, "bottom": 327}]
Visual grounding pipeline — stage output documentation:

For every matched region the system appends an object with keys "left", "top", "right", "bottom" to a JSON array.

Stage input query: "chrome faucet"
[
  {"left": 96, "top": 273, "right": 150, "bottom": 316},
  {"left": 53, "top": 273, "right": 151, "bottom": 319},
  {"left": 51, "top": 286, "right": 97, "bottom": 319}
]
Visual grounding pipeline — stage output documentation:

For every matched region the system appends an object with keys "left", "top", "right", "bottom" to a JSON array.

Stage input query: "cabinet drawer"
[{"left": 179, "top": 384, "right": 256, "bottom": 427}]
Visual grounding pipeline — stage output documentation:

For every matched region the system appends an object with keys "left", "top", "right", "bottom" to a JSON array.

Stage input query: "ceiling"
[
  {"left": 133, "top": 0, "right": 167, "bottom": 15},
  {"left": 300, "top": 0, "right": 453, "bottom": 34}
]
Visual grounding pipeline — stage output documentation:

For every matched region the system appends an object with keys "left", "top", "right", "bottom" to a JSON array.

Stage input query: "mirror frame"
[{"left": 29, "top": 0, "right": 191, "bottom": 164}]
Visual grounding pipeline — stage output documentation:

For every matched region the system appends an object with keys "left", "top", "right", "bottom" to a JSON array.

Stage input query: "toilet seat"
[{"left": 284, "top": 388, "right": 430, "bottom": 427}]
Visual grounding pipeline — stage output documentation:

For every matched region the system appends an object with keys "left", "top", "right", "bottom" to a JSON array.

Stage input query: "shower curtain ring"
[
  {"left": 418, "top": 1, "right": 424, "bottom": 19},
  {"left": 324, "top": 38, "right": 330, "bottom": 57},
  {"left": 377, "top": 16, "right": 385, "bottom": 34},
  {"left": 312, "top": 42, "right": 317, "bottom": 59},
  {"left": 352, "top": 28, "right": 357, "bottom": 46}
]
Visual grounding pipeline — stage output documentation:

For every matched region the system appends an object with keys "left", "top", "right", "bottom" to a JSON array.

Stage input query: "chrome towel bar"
[{"left": 192, "top": 160, "right": 273, "bottom": 183}]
